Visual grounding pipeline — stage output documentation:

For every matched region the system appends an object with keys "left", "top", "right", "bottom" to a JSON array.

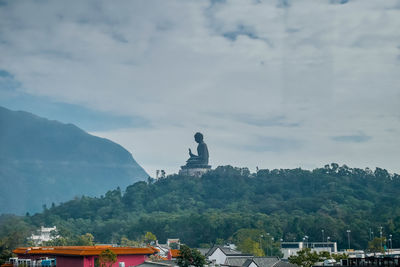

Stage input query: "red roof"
[
  {"left": 13, "top": 246, "right": 157, "bottom": 256},
  {"left": 170, "top": 249, "right": 180, "bottom": 258}
]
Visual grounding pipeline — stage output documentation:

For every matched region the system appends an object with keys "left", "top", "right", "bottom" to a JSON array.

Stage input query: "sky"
[{"left": 0, "top": 0, "right": 399, "bottom": 176}]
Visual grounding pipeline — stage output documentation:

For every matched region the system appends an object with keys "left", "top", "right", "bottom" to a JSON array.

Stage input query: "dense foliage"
[
  {"left": 177, "top": 245, "right": 206, "bottom": 267},
  {"left": 1, "top": 164, "right": 400, "bottom": 264},
  {"left": 288, "top": 249, "right": 347, "bottom": 267}
]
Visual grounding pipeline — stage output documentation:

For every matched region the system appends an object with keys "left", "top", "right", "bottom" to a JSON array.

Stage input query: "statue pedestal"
[{"left": 179, "top": 165, "right": 211, "bottom": 177}]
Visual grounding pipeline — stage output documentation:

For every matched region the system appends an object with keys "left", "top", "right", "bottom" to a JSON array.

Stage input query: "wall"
[
  {"left": 111, "top": 254, "right": 147, "bottom": 267},
  {"left": 57, "top": 256, "right": 85, "bottom": 267},
  {"left": 15, "top": 253, "right": 147, "bottom": 267},
  {"left": 208, "top": 248, "right": 226, "bottom": 265}
]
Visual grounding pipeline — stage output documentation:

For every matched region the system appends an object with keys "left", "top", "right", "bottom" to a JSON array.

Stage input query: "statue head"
[{"left": 194, "top": 132, "right": 204, "bottom": 143}]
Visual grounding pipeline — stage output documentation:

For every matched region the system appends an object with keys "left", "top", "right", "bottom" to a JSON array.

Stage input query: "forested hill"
[
  {"left": 0, "top": 106, "right": 148, "bottom": 214},
  {"left": 22, "top": 164, "right": 400, "bottom": 251}
]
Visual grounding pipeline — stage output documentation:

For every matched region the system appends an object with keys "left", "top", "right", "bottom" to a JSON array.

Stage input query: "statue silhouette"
[{"left": 186, "top": 132, "right": 209, "bottom": 166}]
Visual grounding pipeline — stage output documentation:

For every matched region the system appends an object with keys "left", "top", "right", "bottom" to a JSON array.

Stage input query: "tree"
[
  {"left": 332, "top": 253, "right": 348, "bottom": 262},
  {"left": 76, "top": 233, "right": 95, "bottom": 246},
  {"left": 215, "top": 238, "right": 225, "bottom": 245},
  {"left": 120, "top": 236, "right": 140, "bottom": 247},
  {"left": 43, "top": 237, "right": 68, "bottom": 246},
  {"left": 0, "top": 239, "right": 13, "bottom": 265},
  {"left": 144, "top": 232, "right": 157, "bottom": 245},
  {"left": 98, "top": 249, "right": 117, "bottom": 267},
  {"left": 368, "top": 237, "right": 385, "bottom": 253},
  {"left": 177, "top": 245, "right": 206, "bottom": 267},
  {"left": 288, "top": 249, "right": 347, "bottom": 267},
  {"left": 170, "top": 242, "right": 179, "bottom": 249},
  {"left": 288, "top": 248, "right": 321, "bottom": 267},
  {"left": 240, "top": 238, "right": 265, "bottom": 256}
]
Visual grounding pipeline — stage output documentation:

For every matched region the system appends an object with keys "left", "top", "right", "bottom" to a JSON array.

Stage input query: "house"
[
  {"left": 206, "top": 246, "right": 253, "bottom": 265},
  {"left": 167, "top": 239, "right": 180, "bottom": 249},
  {"left": 195, "top": 248, "right": 210, "bottom": 256},
  {"left": 222, "top": 256, "right": 297, "bottom": 267},
  {"left": 167, "top": 249, "right": 180, "bottom": 260},
  {"left": 153, "top": 241, "right": 170, "bottom": 258},
  {"left": 11, "top": 245, "right": 157, "bottom": 267},
  {"left": 30, "top": 226, "right": 59, "bottom": 245}
]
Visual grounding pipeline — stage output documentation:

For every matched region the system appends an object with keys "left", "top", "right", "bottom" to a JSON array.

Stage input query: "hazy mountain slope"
[{"left": 0, "top": 106, "right": 148, "bottom": 214}]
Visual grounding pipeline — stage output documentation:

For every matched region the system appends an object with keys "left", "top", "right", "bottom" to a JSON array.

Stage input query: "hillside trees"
[{"left": 0, "top": 164, "right": 399, "bottom": 253}]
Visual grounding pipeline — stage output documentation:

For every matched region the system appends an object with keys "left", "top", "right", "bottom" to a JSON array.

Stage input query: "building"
[
  {"left": 206, "top": 246, "right": 253, "bottom": 265},
  {"left": 30, "top": 226, "right": 59, "bottom": 245},
  {"left": 167, "top": 239, "right": 180, "bottom": 249},
  {"left": 136, "top": 261, "right": 174, "bottom": 267},
  {"left": 339, "top": 254, "right": 400, "bottom": 266},
  {"left": 280, "top": 242, "right": 337, "bottom": 259},
  {"left": 221, "top": 256, "right": 297, "bottom": 267},
  {"left": 10, "top": 245, "right": 157, "bottom": 267},
  {"left": 152, "top": 241, "right": 170, "bottom": 258},
  {"left": 167, "top": 249, "right": 180, "bottom": 260}
]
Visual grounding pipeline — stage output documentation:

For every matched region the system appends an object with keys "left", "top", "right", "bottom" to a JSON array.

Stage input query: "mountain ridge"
[{"left": 0, "top": 106, "right": 148, "bottom": 214}]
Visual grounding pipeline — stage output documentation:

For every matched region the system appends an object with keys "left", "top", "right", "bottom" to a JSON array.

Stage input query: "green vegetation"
[
  {"left": 367, "top": 237, "right": 385, "bottom": 253},
  {"left": 288, "top": 248, "right": 321, "bottom": 267},
  {"left": 1, "top": 164, "right": 400, "bottom": 264},
  {"left": 288, "top": 249, "right": 347, "bottom": 267},
  {"left": 98, "top": 249, "right": 117, "bottom": 267},
  {"left": 177, "top": 245, "right": 206, "bottom": 267},
  {"left": 232, "top": 229, "right": 280, "bottom": 256},
  {"left": 43, "top": 232, "right": 95, "bottom": 246},
  {"left": 144, "top": 232, "right": 157, "bottom": 245}
]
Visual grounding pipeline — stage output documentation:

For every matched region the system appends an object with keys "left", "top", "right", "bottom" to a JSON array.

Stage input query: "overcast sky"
[{"left": 1, "top": 0, "right": 399, "bottom": 176}]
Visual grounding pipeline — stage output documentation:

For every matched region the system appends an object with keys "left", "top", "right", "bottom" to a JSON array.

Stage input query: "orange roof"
[
  {"left": 170, "top": 249, "right": 180, "bottom": 258},
  {"left": 13, "top": 246, "right": 157, "bottom": 256}
]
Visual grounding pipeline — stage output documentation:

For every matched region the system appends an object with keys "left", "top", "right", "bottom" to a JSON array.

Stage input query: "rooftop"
[
  {"left": 170, "top": 249, "right": 180, "bottom": 258},
  {"left": 13, "top": 246, "right": 157, "bottom": 256},
  {"left": 223, "top": 256, "right": 280, "bottom": 267},
  {"left": 207, "top": 246, "right": 252, "bottom": 257}
]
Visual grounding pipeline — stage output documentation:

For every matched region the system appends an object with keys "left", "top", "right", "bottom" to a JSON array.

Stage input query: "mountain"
[
  {"left": 0, "top": 106, "right": 148, "bottom": 214},
  {"left": 14, "top": 165, "right": 400, "bottom": 251}
]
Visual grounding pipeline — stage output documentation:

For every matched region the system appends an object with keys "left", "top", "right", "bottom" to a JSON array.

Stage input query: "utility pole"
[
  {"left": 347, "top": 230, "right": 351, "bottom": 250},
  {"left": 271, "top": 237, "right": 274, "bottom": 256},
  {"left": 303, "top": 236, "right": 309, "bottom": 249},
  {"left": 380, "top": 226, "right": 383, "bottom": 251}
]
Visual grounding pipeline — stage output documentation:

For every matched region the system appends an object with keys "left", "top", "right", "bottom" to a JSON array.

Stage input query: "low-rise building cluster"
[{"left": 2, "top": 238, "right": 399, "bottom": 267}]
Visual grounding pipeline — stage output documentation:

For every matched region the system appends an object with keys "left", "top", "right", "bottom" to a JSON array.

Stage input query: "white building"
[
  {"left": 206, "top": 246, "right": 253, "bottom": 265},
  {"left": 30, "top": 226, "right": 59, "bottom": 245},
  {"left": 280, "top": 242, "right": 337, "bottom": 259}
]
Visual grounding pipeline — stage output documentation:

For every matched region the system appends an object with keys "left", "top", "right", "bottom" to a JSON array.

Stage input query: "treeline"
[{"left": 1, "top": 164, "right": 400, "bottom": 262}]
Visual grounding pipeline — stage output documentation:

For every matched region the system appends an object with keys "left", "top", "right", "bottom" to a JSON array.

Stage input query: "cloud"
[
  {"left": 0, "top": 88, "right": 150, "bottom": 132},
  {"left": 331, "top": 133, "right": 372, "bottom": 143},
  {"left": 235, "top": 114, "right": 300, "bottom": 128},
  {"left": 0, "top": 0, "right": 399, "bottom": 174},
  {"left": 241, "top": 136, "right": 302, "bottom": 152},
  {"left": 0, "top": 69, "right": 20, "bottom": 91},
  {"left": 0, "top": 70, "right": 13, "bottom": 78}
]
